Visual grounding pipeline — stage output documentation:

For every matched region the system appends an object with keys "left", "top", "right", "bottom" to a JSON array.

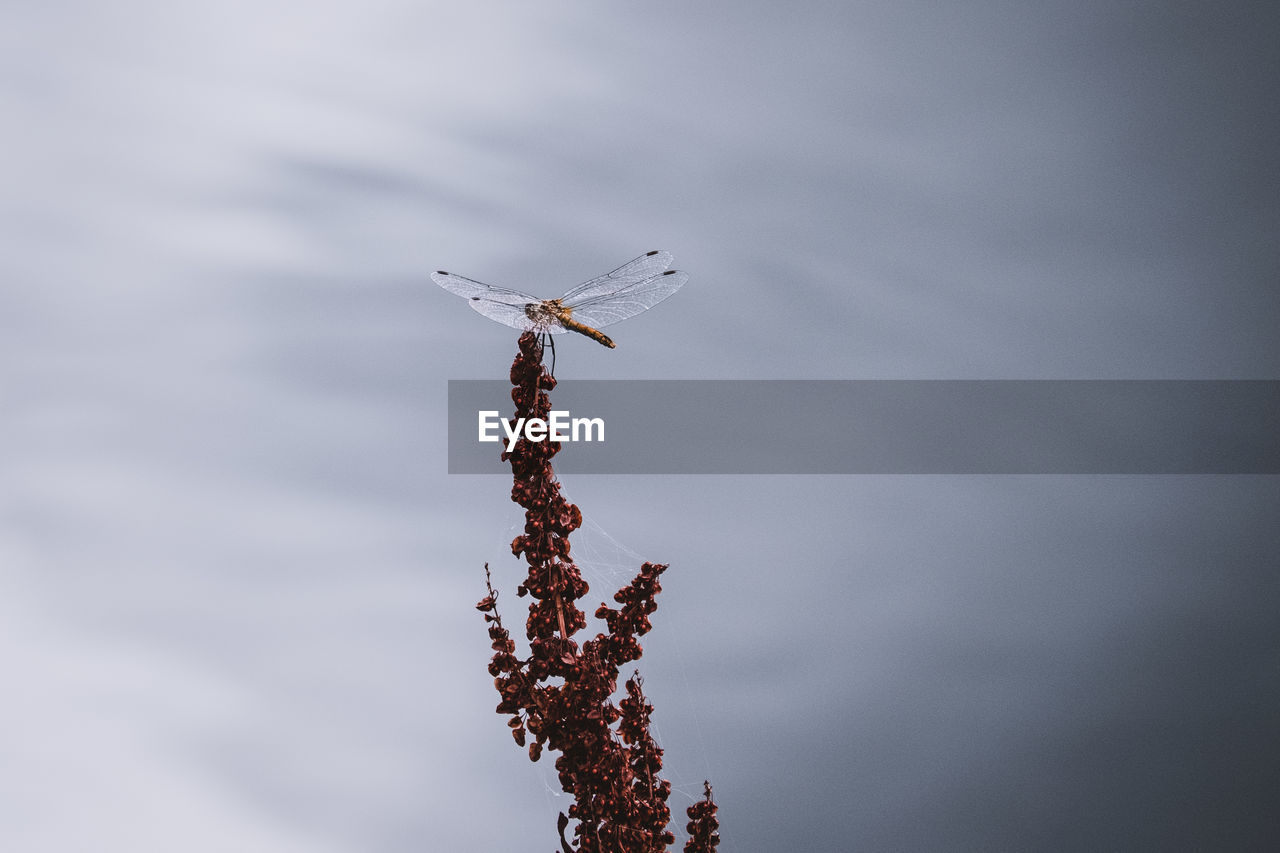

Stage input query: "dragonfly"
[{"left": 431, "top": 250, "right": 688, "bottom": 348}]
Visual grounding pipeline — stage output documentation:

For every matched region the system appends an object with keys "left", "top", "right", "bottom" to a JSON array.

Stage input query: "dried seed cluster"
[{"left": 476, "top": 332, "right": 719, "bottom": 852}]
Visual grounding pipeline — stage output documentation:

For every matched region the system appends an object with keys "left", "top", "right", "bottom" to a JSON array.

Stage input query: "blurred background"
[{"left": 3, "top": 1, "right": 1278, "bottom": 850}]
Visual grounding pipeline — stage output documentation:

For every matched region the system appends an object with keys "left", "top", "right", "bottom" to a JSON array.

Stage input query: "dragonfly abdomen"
[{"left": 561, "top": 317, "right": 615, "bottom": 348}]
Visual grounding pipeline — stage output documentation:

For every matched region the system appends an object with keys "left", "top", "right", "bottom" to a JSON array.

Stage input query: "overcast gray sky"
[{"left": 3, "top": 1, "right": 1278, "bottom": 850}]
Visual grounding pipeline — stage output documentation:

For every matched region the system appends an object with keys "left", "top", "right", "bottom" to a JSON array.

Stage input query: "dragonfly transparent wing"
[
  {"left": 431, "top": 271, "right": 536, "bottom": 305},
  {"left": 564, "top": 269, "right": 688, "bottom": 329},
  {"left": 430, "top": 271, "right": 564, "bottom": 331},
  {"left": 468, "top": 298, "right": 570, "bottom": 332},
  {"left": 557, "top": 250, "right": 674, "bottom": 304}
]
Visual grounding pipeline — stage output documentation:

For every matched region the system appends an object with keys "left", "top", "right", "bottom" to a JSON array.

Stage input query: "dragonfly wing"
[
  {"left": 564, "top": 270, "right": 688, "bottom": 329},
  {"left": 431, "top": 271, "right": 536, "bottom": 306},
  {"left": 465, "top": 297, "right": 571, "bottom": 332},
  {"left": 558, "top": 250, "right": 673, "bottom": 304}
]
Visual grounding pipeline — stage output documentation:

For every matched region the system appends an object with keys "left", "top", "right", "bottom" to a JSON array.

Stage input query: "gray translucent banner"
[{"left": 447, "top": 380, "right": 1280, "bottom": 474}]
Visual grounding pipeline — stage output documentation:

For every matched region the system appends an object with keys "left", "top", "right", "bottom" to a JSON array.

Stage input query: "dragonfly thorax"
[{"left": 524, "top": 299, "right": 571, "bottom": 328}]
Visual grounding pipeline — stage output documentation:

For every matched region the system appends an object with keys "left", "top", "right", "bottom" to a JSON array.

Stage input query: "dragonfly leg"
[{"left": 534, "top": 331, "right": 556, "bottom": 377}]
